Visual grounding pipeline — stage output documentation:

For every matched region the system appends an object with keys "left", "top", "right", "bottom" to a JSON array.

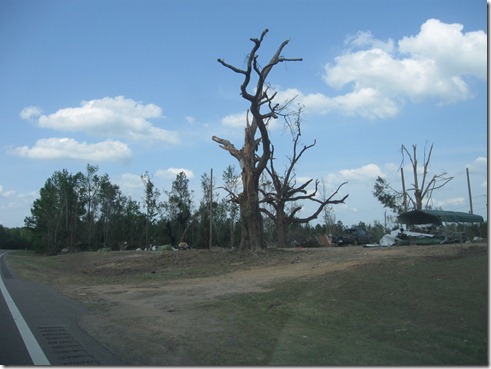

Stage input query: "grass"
[
  {"left": 5, "top": 250, "right": 66, "bottom": 281},
  {"left": 5, "top": 246, "right": 488, "bottom": 365},
  {"left": 186, "top": 251, "right": 487, "bottom": 365},
  {"left": 5, "top": 248, "right": 296, "bottom": 285},
  {"left": 6, "top": 250, "right": 205, "bottom": 284}
]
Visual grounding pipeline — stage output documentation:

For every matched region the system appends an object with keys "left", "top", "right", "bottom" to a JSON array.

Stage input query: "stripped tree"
[
  {"left": 401, "top": 143, "right": 453, "bottom": 210},
  {"left": 259, "top": 108, "right": 348, "bottom": 248},
  {"left": 373, "top": 143, "right": 453, "bottom": 213},
  {"left": 212, "top": 29, "right": 302, "bottom": 251}
]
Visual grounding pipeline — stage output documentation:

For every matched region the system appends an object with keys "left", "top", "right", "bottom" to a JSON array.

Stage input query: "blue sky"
[{"left": 0, "top": 0, "right": 487, "bottom": 229}]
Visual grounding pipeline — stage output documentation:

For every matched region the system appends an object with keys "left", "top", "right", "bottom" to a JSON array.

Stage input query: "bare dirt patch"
[{"left": 24, "top": 243, "right": 486, "bottom": 365}]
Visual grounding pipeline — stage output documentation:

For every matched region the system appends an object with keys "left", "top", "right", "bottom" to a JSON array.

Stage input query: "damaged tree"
[
  {"left": 259, "top": 109, "right": 348, "bottom": 248},
  {"left": 401, "top": 143, "right": 453, "bottom": 210},
  {"left": 212, "top": 29, "right": 302, "bottom": 251},
  {"left": 373, "top": 143, "right": 453, "bottom": 213}
]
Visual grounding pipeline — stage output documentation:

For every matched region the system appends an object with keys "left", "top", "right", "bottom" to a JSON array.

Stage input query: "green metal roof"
[{"left": 397, "top": 210, "right": 484, "bottom": 225}]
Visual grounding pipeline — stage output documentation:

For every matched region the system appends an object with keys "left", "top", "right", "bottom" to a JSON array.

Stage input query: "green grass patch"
[
  {"left": 5, "top": 250, "right": 66, "bottom": 282},
  {"left": 187, "top": 252, "right": 487, "bottom": 365}
]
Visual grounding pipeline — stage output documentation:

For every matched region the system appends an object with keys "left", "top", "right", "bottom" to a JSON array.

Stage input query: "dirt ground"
[{"left": 44, "top": 243, "right": 486, "bottom": 365}]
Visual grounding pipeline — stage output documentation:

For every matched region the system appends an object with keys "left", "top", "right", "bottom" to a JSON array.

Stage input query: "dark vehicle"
[{"left": 334, "top": 228, "right": 372, "bottom": 246}]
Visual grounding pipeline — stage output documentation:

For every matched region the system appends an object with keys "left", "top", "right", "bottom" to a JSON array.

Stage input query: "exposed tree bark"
[
  {"left": 259, "top": 111, "right": 348, "bottom": 248},
  {"left": 401, "top": 143, "right": 453, "bottom": 210},
  {"left": 374, "top": 143, "right": 454, "bottom": 213},
  {"left": 213, "top": 29, "right": 302, "bottom": 251}
]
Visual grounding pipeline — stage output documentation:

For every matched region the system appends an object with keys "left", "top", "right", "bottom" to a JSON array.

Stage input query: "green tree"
[
  {"left": 164, "top": 171, "right": 193, "bottom": 244},
  {"left": 221, "top": 165, "right": 240, "bottom": 248},
  {"left": 195, "top": 172, "right": 213, "bottom": 248},
  {"left": 81, "top": 164, "right": 100, "bottom": 250},
  {"left": 141, "top": 172, "right": 161, "bottom": 247},
  {"left": 0, "top": 225, "right": 31, "bottom": 250},
  {"left": 372, "top": 176, "right": 405, "bottom": 214},
  {"left": 97, "top": 174, "right": 123, "bottom": 249},
  {"left": 366, "top": 221, "right": 386, "bottom": 242},
  {"left": 120, "top": 196, "right": 146, "bottom": 248},
  {"left": 25, "top": 169, "right": 85, "bottom": 254}
]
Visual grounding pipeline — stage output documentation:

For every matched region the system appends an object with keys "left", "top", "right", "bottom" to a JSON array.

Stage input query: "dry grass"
[{"left": 6, "top": 243, "right": 488, "bottom": 365}]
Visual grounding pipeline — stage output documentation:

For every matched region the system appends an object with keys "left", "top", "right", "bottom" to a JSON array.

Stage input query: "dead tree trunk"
[{"left": 212, "top": 29, "right": 302, "bottom": 251}]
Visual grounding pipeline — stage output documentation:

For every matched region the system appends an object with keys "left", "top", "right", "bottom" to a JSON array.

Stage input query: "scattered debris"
[{"left": 365, "top": 209, "right": 484, "bottom": 248}]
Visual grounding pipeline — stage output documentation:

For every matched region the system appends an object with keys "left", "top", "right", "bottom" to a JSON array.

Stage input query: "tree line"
[
  {"left": 11, "top": 163, "right": 353, "bottom": 254},
  {"left": 19, "top": 164, "right": 222, "bottom": 254}
]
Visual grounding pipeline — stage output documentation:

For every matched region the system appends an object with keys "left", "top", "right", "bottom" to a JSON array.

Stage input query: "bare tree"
[
  {"left": 401, "top": 143, "right": 453, "bottom": 210},
  {"left": 373, "top": 143, "right": 453, "bottom": 213},
  {"left": 212, "top": 29, "right": 302, "bottom": 251},
  {"left": 259, "top": 109, "right": 348, "bottom": 248}
]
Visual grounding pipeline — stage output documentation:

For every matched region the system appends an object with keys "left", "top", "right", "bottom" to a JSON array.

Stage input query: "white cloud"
[
  {"left": 271, "top": 19, "right": 485, "bottom": 120},
  {"left": 321, "top": 19, "right": 486, "bottom": 118},
  {"left": 221, "top": 112, "right": 246, "bottom": 128},
  {"left": 344, "top": 30, "right": 395, "bottom": 52},
  {"left": 119, "top": 173, "right": 144, "bottom": 189},
  {"left": 155, "top": 167, "right": 194, "bottom": 180},
  {"left": 339, "top": 163, "right": 384, "bottom": 181},
  {"left": 430, "top": 196, "right": 466, "bottom": 209},
  {"left": 0, "top": 185, "right": 15, "bottom": 198},
  {"left": 398, "top": 19, "right": 486, "bottom": 80},
  {"left": 114, "top": 173, "right": 145, "bottom": 199},
  {"left": 10, "top": 137, "right": 132, "bottom": 163},
  {"left": 22, "top": 96, "right": 179, "bottom": 144},
  {"left": 465, "top": 157, "right": 487, "bottom": 190},
  {"left": 274, "top": 87, "right": 400, "bottom": 120},
  {"left": 0, "top": 186, "right": 34, "bottom": 199},
  {"left": 20, "top": 106, "right": 43, "bottom": 121},
  {"left": 467, "top": 156, "right": 487, "bottom": 173},
  {"left": 323, "top": 164, "right": 385, "bottom": 188},
  {"left": 220, "top": 110, "right": 282, "bottom": 130},
  {"left": 1, "top": 189, "right": 16, "bottom": 197},
  {"left": 185, "top": 115, "right": 197, "bottom": 124},
  {"left": 0, "top": 189, "right": 38, "bottom": 228}
]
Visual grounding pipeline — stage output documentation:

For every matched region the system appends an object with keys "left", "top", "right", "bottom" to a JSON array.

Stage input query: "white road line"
[{"left": 0, "top": 252, "right": 50, "bottom": 365}]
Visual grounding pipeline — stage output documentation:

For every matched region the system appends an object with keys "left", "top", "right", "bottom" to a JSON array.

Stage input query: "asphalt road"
[{"left": 0, "top": 250, "right": 126, "bottom": 365}]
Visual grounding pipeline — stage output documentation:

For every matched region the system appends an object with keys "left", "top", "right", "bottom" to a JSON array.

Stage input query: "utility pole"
[
  {"left": 384, "top": 210, "right": 387, "bottom": 233},
  {"left": 209, "top": 168, "right": 213, "bottom": 250},
  {"left": 401, "top": 167, "right": 408, "bottom": 212},
  {"left": 466, "top": 167, "right": 473, "bottom": 214}
]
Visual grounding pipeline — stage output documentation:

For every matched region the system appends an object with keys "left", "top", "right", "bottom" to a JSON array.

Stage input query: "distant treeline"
[
  {"left": 0, "top": 225, "right": 31, "bottom": 250},
  {"left": 20, "top": 164, "right": 356, "bottom": 255},
  {"left": 9, "top": 164, "right": 485, "bottom": 255}
]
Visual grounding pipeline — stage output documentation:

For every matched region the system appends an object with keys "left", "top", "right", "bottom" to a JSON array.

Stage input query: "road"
[{"left": 0, "top": 250, "right": 125, "bottom": 365}]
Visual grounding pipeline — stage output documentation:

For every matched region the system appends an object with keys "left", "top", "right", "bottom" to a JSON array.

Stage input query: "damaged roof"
[{"left": 397, "top": 209, "right": 484, "bottom": 225}]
